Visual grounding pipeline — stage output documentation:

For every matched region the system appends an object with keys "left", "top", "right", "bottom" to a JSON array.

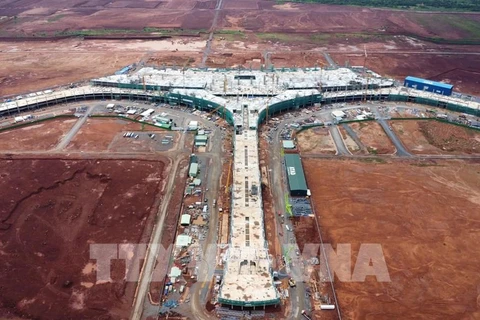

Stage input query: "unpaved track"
[
  {"left": 55, "top": 106, "right": 94, "bottom": 150},
  {"left": 200, "top": 0, "right": 224, "bottom": 67},
  {"left": 131, "top": 133, "right": 187, "bottom": 320}
]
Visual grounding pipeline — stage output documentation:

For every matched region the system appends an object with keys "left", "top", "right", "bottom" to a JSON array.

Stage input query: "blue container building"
[{"left": 404, "top": 76, "right": 453, "bottom": 96}]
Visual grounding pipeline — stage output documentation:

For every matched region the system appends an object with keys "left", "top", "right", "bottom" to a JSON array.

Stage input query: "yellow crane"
[{"left": 206, "top": 104, "right": 226, "bottom": 119}]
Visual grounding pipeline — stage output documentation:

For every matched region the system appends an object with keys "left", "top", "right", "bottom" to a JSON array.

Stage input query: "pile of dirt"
[
  {"left": 297, "top": 128, "right": 336, "bottom": 154},
  {"left": 419, "top": 121, "right": 480, "bottom": 153}
]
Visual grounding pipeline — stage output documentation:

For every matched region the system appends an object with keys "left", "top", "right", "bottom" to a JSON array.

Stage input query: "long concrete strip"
[
  {"left": 377, "top": 118, "right": 412, "bottom": 157},
  {"left": 329, "top": 125, "right": 350, "bottom": 156},
  {"left": 55, "top": 105, "right": 94, "bottom": 150},
  {"left": 342, "top": 123, "right": 367, "bottom": 153}
]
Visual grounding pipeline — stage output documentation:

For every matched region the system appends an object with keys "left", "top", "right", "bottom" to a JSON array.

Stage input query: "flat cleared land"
[
  {"left": 0, "top": 39, "right": 206, "bottom": 96},
  {"left": 331, "top": 52, "right": 480, "bottom": 95},
  {"left": 0, "top": 118, "right": 77, "bottom": 151},
  {"left": 303, "top": 158, "right": 480, "bottom": 320},
  {"left": 297, "top": 127, "right": 336, "bottom": 154},
  {"left": 0, "top": 158, "right": 167, "bottom": 319},
  {"left": 1, "top": 2, "right": 480, "bottom": 96},
  {"left": 391, "top": 120, "right": 480, "bottom": 155},
  {"left": 349, "top": 122, "right": 395, "bottom": 154},
  {"left": 108, "top": 132, "right": 178, "bottom": 152},
  {"left": 66, "top": 118, "right": 168, "bottom": 152},
  {"left": 338, "top": 126, "right": 362, "bottom": 154}
]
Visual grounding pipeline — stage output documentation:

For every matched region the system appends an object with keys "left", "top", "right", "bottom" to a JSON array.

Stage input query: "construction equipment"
[
  {"left": 301, "top": 310, "right": 313, "bottom": 320},
  {"left": 288, "top": 278, "right": 296, "bottom": 288},
  {"left": 206, "top": 104, "right": 226, "bottom": 119}
]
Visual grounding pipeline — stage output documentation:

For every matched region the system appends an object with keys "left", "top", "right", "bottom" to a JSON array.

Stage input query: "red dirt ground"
[
  {"left": 66, "top": 118, "right": 168, "bottom": 152},
  {"left": 219, "top": 2, "right": 480, "bottom": 39},
  {"left": 390, "top": 120, "right": 480, "bottom": 155},
  {"left": 303, "top": 158, "right": 480, "bottom": 320},
  {"left": 1, "top": 3, "right": 480, "bottom": 96},
  {"left": 331, "top": 52, "right": 480, "bottom": 95},
  {"left": 0, "top": 118, "right": 77, "bottom": 151},
  {"left": 297, "top": 127, "right": 337, "bottom": 155},
  {"left": 349, "top": 122, "right": 395, "bottom": 154},
  {"left": 0, "top": 39, "right": 207, "bottom": 97},
  {"left": 0, "top": 158, "right": 168, "bottom": 319}
]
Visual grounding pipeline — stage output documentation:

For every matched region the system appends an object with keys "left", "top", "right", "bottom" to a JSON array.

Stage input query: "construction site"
[{"left": 1, "top": 59, "right": 479, "bottom": 320}]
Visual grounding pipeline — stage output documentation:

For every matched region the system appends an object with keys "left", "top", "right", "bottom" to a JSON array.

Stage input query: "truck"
[
  {"left": 288, "top": 278, "right": 296, "bottom": 288},
  {"left": 301, "top": 310, "right": 312, "bottom": 320}
]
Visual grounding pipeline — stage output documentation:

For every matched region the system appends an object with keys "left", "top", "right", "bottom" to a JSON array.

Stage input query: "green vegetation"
[
  {"left": 278, "top": 0, "right": 480, "bottom": 11},
  {"left": 358, "top": 157, "right": 387, "bottom": 164},
  {"left": 255, "top": 32, "right": 335, "bottom": 44},
  {"left": 257, "top": 32, "right": 301, "bottom": 42},
  {"left": 215, "top": 30, "right": 246, "bottom": 41},
  {"left": 366, "top": 146, "right": 378, "bottom": 154},
  {"left": 215, "top": 30, "right": 245, "bottom": 35},
  {"left": 142, "top": 27, "right": 207, "bottom": 34},
  {"left": 416, "top": 15, "right": 480, "bottom": 39},
  {"left": 284, "top": 193, "right": 293, "bottom": 216},
  {"left": 47, "top": 14, "right": 64, "bottom": 23},
  {"left": 54, "top": 27, "right": 207, "bottom": 37}
]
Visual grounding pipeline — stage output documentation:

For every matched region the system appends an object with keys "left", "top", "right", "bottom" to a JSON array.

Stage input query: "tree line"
[{"left": 282, "top": 0, "right": 480, "bottom": 11}]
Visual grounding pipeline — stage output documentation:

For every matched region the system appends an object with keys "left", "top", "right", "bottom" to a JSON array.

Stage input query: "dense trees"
[{"left": 284, "top": 0, "right": 480, "bottom": 11}]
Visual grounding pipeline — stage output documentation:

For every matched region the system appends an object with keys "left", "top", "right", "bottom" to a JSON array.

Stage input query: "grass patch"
[
  {"left": 275, "top": 0, "right": 480, "bottom": 12},
  {"left": 357, "top": 157, "right": 387, "bottom": 164},
  {"left": 47, "top": 14, "right": 64, "bottom": 23},
  {"left": 367, "top": 146, "right": 378, "bottom": 154},
  {"left": 443, "top": 16, "right": 480, "bottom": 38},
  {"left": 414, "top": 14, "right": 480, "bottom": 41},
  {"left": 55, "top": 27, "right": 208, "bottom": 37},
  {"left": 256, "top": 32, "right": 305, "bottom": 43},
  {"left": 215, "top": 30, "right": 246, "bottom": 41}
]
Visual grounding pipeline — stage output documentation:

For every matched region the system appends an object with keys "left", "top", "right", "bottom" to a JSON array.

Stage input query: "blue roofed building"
[{"left": 404, "top": 76, "right": 453, "bottom": 96}]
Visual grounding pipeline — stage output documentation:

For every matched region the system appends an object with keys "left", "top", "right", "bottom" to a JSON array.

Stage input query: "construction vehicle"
[
  {"left": 205, "top": 104, "right": 226, "bottom": 119},
  {"left": 301, "top": 310, "right": 312, "bottom": 320},
  {"left": 288, "top": 278, "right": 296, "bottom": 288}
]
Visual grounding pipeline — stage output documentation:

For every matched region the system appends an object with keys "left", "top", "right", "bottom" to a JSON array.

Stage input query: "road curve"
[
  {"left": 376, "top": 119, "right": 412, "bottom": 157},
  {"left": 329, "top": 125, "right": 350, "bottom": 156}
]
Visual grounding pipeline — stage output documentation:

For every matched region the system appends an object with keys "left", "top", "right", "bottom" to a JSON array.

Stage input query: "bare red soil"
[
  {"left": 303, "top": 158, "right": 480, "bottom": 320},
  {"left": 332, "top": 52, "right": 480, "bottom": 95},
  {"left": 66, "top": 118, "right": 168, "bottom": 152},
  {"left": 390, "top": 120, "right": 480, "bottom": 155},
  {"left": 0, "top": 118, "right": 77, "bottom": 151},
  {"left": 0, "top": 158, "right": 167, "bottom": 319},
  {"left": 0, "top": 1, "right": 480, "bottom": 97}
]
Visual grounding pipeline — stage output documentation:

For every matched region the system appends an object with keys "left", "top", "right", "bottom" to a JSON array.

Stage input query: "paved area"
[{"left": 329, "top": 125, "right": 350, "bottom": 155}]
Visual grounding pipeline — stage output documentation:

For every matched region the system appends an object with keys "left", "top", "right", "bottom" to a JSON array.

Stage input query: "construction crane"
[
  {"left": 363, "top": 45, "right": 370, "bottom": 102},
  {"left": 206, "top": 104, "right": 226, "bottom": 119}
]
